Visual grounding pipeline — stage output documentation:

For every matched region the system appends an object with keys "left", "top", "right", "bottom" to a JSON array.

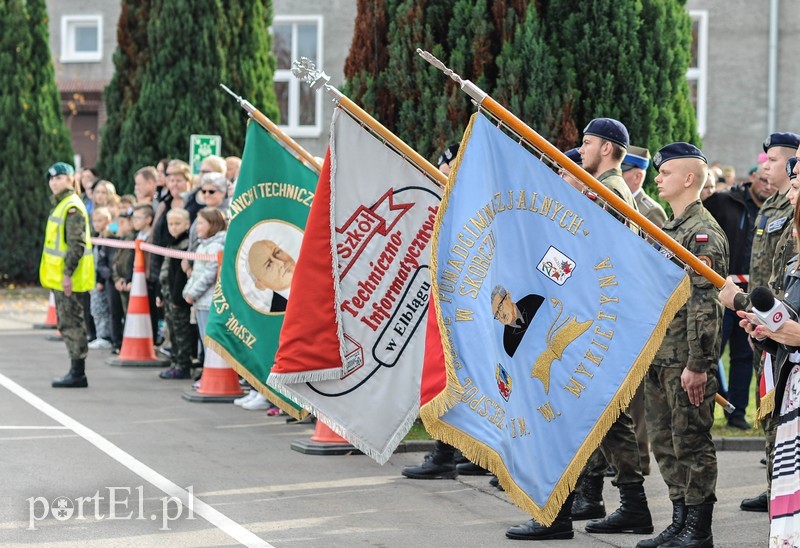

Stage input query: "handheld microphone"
[{"left": 750, "top": 286, "right": 791, "bottom": 332}]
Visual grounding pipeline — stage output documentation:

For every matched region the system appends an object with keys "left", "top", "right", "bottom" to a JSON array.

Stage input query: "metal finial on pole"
[
  {"left": 218, "top": 82, "right": 322, "bottom": 174},
  {"left": 416, "top": 48, "right": 487, "bottom": 104},
  {"left": 292, "top": 57, "right": 342, "bottom": 98},
  {"left": 290, "top": 57, "right": 446, "bottom": 187},
  {"left": 219, "top": 83, "right": 256, "bottom": 118}
]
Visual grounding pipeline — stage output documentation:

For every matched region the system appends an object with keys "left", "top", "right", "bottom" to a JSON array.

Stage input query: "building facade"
[{"left": 687, "top": 0, "right": 800, "bottom": 177}]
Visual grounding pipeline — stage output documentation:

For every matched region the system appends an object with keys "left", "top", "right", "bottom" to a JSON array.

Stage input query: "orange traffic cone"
[
  {"left": 34, "top": 291, "right": 59, "bottom": 329},
  {"left": 182, "top": 347, "right": 243, "bottom": 402},
  {"left": 108, "top": 241, "right": 169, "bottom": 367},
  {"left": 291, "top": 418, "right": 360, "bottom": 456}
]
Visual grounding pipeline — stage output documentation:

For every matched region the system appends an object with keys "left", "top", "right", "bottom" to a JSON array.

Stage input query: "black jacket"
[{"left": 703, "top": 183, "right": 759, "bottom": 277}]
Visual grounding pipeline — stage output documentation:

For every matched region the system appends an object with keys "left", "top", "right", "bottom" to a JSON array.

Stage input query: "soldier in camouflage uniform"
[
  {"left": 722, "top": 133, "right": 800, "bottom": 513},
  {"left": 637, "top": 143, "right": 728, "bottom": 548},
  {"left": 507, "top": 121, "right": 651, "bottom": 541},
  {"left": 620, "top": 145, "right": 665, "bottom": 480},
  {"left": 40, "top": 162, "right": 96, "bottom": 388},
  {"left": 577, "top": 120, "right": 651, "bottom": 535},
  {"left": 622, "top": 145, "right": 668, "bottom": 228}
]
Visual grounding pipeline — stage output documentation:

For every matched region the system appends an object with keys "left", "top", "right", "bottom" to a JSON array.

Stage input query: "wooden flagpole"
[
  {"left": 219, "top": 84, "right": 323, "bottom": 175},
  {"left": 290, "top": 58, "right": 447, "bottom": 188},
  {"left": 416, "top": 48, "right": 725, "bottom": 289}
]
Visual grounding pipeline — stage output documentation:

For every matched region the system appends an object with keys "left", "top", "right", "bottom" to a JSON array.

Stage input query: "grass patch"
[
  {"left": 711, "top": 344, "right": 765, "bottom": 438},
  {"left": 403, "top": 420, "right": 432, "bottom": 441}
]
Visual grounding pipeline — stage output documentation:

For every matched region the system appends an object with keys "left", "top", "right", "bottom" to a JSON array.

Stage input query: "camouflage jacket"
[
  {"left": 634, "top": 189, "right": 668, "bottom": 228},
  {"left": 51, "top": 188, "right": 87, "bottom": 277},
  {"left": 750, "top": 189, "right": 792, "bottom": 290},
  {"left": 768, "top": 221, "right": 797, "bottom": 295},
  {"left": 598, "top": 167, "right": 639, "bottom": 231},
  {"left": 653, "top": 200, "right": 729, "bottom": 372}
]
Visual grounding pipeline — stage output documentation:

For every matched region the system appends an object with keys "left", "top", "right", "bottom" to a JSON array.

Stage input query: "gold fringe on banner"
[
  {"left": 419, "top": 112, "right": 692, "bottom": 526},
  {"left": 757, "top": 389, "right": 775, "bottom": 421}
]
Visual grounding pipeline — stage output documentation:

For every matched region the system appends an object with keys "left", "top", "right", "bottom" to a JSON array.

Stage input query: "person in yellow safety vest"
[{"left": 40, "top": 162, "right": 95, "bottom": 388}]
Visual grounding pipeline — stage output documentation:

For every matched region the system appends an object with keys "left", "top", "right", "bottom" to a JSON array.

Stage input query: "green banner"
[{"left": 206, "top": 121, "right": 318, "bottom": 418}]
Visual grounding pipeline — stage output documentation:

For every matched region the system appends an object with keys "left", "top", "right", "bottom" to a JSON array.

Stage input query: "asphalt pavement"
[{"left": 0, "top": 302, "right": 770, "bottom": 547}]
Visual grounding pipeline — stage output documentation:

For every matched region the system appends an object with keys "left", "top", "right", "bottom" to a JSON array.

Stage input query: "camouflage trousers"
[
  {"left": 645, "top": 365, "right": 718, "bottom": 506},
  {"left": 584, "top": 381, "right": 651, "bottom": 481},
  {"left": 53, "top": 290, "right": 88, "bottom": 360},
  {"left": 583, "top": 409, "right": 644, "bottom": 486},
  {"left": 164, "top": 299, "right": 192, "bottom": 370}
]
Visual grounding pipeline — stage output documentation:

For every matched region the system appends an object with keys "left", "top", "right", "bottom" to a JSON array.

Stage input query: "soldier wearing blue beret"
[
  {"left": 559, "top": 148, "right": 585, "bottom": 192},
  {"left": 576, "top": 120, "right": 651, "bottom": 536},
  {"left": 639, "top": 143, "right": 728, "bottom": 548},
  {"left": 578, "top": 118, "right": 639, "bottom": 230},
  {"left": 622, "top": 145, "right": 667, "bottom": 229}
]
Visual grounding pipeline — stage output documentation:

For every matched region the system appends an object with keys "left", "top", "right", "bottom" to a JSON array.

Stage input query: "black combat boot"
[
  {"left": 585, "top": 483, "right": 653, "bottom": 534},
  {"left": 401, "top": 441, "right": 457, "bottom": 479},
  {"left": 636, "top": 498, "right": 686, "bottom": 548},
  {"left": 456, "top": 461, "right": 490, "bottom": 475},
  {"left": 571, "top": 475, "right": 605, "bottom": 520},
  {"left": 52, "top": 359, "right": 88, "bottom": 388},
  {"left": 659, "top": 503, "right": 713, "bottom": 548},
  {"left": 740, "top": 491, "right": 768, "bottom": 512},
  {"left": 506, "top": 493, "right": 574, "bottom": 540}
]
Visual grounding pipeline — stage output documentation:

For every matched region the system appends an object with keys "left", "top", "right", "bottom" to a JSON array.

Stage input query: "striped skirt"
[{"left": 771, "top": 362, "right": 800, "bottom": 547}]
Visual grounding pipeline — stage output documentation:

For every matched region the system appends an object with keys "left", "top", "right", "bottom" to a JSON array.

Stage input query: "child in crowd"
[
  {"left": 130, "top": 203, "right": 159, "bottom": 341},
  {"left": 89, "top": 207, "right": 114, "bottom": 349},
  {"left": 157, "top": 208, "right": 193, "bottom": 379},
  {"left": 182, "top": 207, "right": 227, "bottom": 364},
  {"left": 112, "top": 207, "right": 136, "bottom": 315}
]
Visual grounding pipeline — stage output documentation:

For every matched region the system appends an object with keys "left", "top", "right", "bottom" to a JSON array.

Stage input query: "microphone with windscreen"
[{"left": 750, "top": 286, "right": 791, "bottom": 332}]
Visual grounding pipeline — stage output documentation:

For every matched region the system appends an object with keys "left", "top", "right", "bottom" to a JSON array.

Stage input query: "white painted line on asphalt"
[
  {"left": 0, "top": 372, "right": 274, "bottom": 548},
  {"left": 0, "top": 426, "right": 68, "bottom": 429}
]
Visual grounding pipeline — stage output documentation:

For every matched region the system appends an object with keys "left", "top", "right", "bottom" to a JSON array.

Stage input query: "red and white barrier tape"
[
  {"left": 91, "top": 237, "right": 217, "bottom": 261},
  {"left": 727, "top": 274, "right": 749, "bottom": 284}
]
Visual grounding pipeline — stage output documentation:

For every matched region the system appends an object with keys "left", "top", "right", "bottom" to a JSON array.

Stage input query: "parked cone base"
[
  {"left": 290, "top": 419, "right": 361, "bottom": 455},
  {"left": 189, "top": 366, "right": 244, "bottom": 402},
  {"left": 291, "top": 438, "right": 361, "bottom": 456},
  {"left": 182, "top": 391, "right": 240, "bottom": 403},
  {"left": 33, "top": 323, "right": 58, "bottom": 330},
  {"left": 46, "top": 333, "right": 63, "bottom": 342},
  {"left": 108, "top": 357, "right": 170, "bottom": 367}
]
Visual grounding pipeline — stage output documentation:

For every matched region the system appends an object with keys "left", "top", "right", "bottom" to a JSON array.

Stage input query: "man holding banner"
[
  {"left": 637, "top": 143, "right": 728, "bottom": 548},
  {"left": 569, "top": 119, "right": 653, "bottom": 536}
]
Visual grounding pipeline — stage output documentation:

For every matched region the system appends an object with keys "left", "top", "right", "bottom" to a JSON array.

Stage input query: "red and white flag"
[{"left": 268, "top": 109, "right": 442, "bottom": 463}]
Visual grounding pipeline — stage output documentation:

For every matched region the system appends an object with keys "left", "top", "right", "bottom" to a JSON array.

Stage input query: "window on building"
[
  {"left": 61, "top": 15, "right": 103, "bottom": 63},
  {"left": 687, "top": 11, "right": 708, "bottom": 137},
  {"left": 272, "top": 16, "right": 323, "bottom": 137}
]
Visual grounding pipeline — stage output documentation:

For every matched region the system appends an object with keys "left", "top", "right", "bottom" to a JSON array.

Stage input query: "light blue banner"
[{"left": 427, "top": 113, "right": 689, "bottom": 523}]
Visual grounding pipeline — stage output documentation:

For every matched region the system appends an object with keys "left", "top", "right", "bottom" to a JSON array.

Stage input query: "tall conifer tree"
[
  {"left": 0, "top": 0, "right": 72, "bottom": 282},
  {"left": 113, "top": 0, "right": 278, "bottom": 187},
  {"left": 98, "top": 0, "right": 152, "bottom": 188},
  {"left": 343, "top": 0, "right": 398, "bottom": 126}
]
